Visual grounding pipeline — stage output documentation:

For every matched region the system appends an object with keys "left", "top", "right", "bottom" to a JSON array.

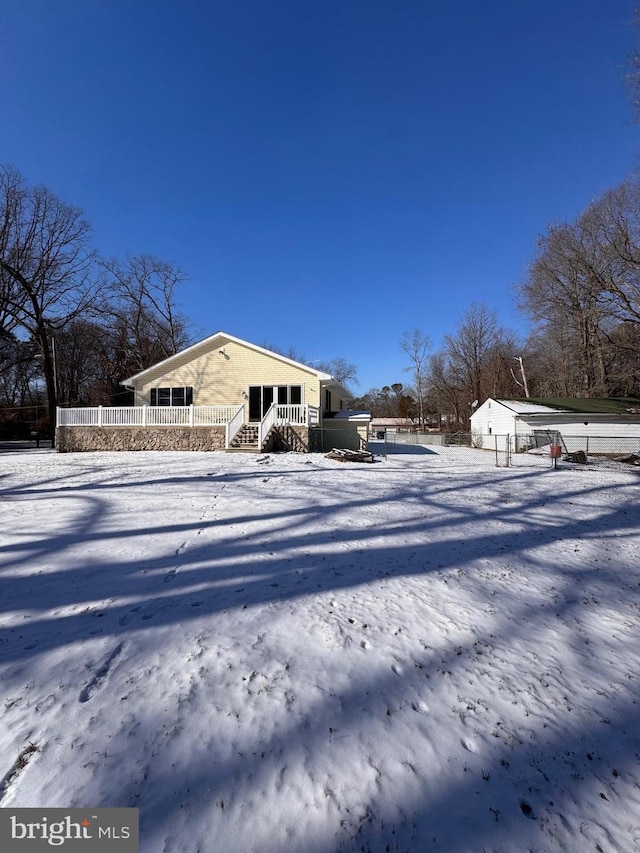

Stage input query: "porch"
[{"left": 56, "top": 403, "right": 320, "bottom": 453}]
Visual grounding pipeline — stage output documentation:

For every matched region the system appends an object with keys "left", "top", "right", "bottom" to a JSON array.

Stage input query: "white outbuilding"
[{"left": 470, "top": 398, "right": 640, "bottom": 453}]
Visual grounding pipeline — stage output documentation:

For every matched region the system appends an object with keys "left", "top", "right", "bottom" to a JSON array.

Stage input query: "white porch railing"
[
  {"left": 258, "top": 404, "right": 319, "bottom": 447},
  {"left": 58, "top": 403, "right": 320, "bottom": 451},
  {"left": 57, "top": 405, "right": 243, "bottom": 428}
]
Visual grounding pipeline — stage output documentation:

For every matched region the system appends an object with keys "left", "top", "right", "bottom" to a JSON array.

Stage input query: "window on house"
[
  {"left": 157, "top": 388, "right": 171, "bottom": 406},
  {"left": 150, "top": 387, "right": 193, "bottom": 406}
]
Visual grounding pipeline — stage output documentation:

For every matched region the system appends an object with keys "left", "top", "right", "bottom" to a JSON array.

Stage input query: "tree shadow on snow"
[{"left": 1, "top": 456, "right": 639, "bottom": 850}]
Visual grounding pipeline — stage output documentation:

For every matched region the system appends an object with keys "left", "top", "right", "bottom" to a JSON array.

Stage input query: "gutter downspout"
[{"left": 319, "top": 381, "right": 327, "bottom": 427}]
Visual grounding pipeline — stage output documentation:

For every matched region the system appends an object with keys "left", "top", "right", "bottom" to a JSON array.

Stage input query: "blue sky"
[{"left": 2, "top": 1, "right": 638, "bottom": 392}]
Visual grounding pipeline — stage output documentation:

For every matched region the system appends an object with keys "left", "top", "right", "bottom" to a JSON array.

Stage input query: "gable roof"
[
  {"left": 491, "top": 398, "right": 640, "bottom": 416},
  {"left": 121, "top": 331, "right": 336, "bottom": 387}
]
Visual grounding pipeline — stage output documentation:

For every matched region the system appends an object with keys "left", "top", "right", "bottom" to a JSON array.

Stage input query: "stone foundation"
[{"left": 56, "top": 426, "right": 226, "bottom": 453}]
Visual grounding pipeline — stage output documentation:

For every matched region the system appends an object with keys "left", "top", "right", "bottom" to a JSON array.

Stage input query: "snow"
[
  {"left": 1, "top": 444, "right": 640, "bottom": 852},
  {"left": 493, "top": 400, "right": 571, "bottom": 415}
]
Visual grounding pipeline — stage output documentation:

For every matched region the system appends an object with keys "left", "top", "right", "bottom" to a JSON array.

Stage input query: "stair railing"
[
  {"left": 226, "top": 405, "right": 246, "bottom": 448},
  {"left": 258, "top": 403, "right": 278, "bottom": 449},
  {"left": 258, "top": 403, "right": 314, "bottom": 448}
]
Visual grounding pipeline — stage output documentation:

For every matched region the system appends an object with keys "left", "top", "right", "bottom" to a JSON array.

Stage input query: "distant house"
[
  {"left": 470, "top": 398, "right": 640, "bottom": 451},
  {"left": 368, "top": 418, "right": 416, "bottom": 438},
  {"left": 57, "top": 331, "right": 370, "bottom": 453}
]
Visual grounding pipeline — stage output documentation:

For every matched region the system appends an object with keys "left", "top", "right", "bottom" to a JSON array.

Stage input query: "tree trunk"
[{"left": 36, "top": 325, "right": 57, "bottom": 431}]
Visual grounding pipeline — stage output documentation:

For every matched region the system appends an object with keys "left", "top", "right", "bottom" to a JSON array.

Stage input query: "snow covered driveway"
[{"left": 1, "top": 448, "right": 639, "bottom": 852}]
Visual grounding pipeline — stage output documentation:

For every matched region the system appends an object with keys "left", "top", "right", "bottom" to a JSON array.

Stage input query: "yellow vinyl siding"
[
  {"left": 135, "top": 337, "right": 321, "bottom": 408},
  {"left": 322, "top": 387, "right": 351, "bottom": 413}
]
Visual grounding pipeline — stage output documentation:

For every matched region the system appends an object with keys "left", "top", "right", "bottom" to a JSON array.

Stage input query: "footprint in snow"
[
  {"left": 164, "top": 569, "right": 179, "bottom": 583},
  {"left": 411, "top": 701, "right": 429, "bottom": 713},
  {"left": 520, "top": 800, "right": 535, "bottom": 819},
  {"left": 461, "top": 738, "right": 476, "bottom": 752},
  {"left": 175, "top": 541, "right": 189, "bottom": 556},
  {"left": 118, "top": 606, "right": 141, "bottom": 627},
  {"left": 79, "top": 642, "right": 126, "bottom": 703}
]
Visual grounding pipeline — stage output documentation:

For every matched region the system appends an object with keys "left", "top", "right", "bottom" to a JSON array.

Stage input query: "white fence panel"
[
  {"left": 193, "top": 406, "right": 240, "bottom": 425},
  {"left": 146, "top": 407, "right": 190, "bottom": 426},
  {"left": 101, "top": 407, "right": 143, "bottom": 426},
  {"left": 58, "top": 408, "right": 99, "bottom": 426},
  {"left": 274, "top": 404, "right": 307, "bottom": 424},
  {"left": 58, "top": 405, "right": 244, "bottom": 428}
]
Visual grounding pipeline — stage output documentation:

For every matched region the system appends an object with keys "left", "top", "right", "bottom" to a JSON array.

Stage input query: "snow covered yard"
[{"left": 1, "top": 446, "right": 639, "bottom": 853}]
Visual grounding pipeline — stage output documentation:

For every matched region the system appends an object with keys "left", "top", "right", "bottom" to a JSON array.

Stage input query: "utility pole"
[{"left": 511, "top": 356, "right": 530, "bottom": 398}]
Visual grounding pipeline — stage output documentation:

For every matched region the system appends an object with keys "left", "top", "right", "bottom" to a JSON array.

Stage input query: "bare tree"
[
  {"left": 53, "top": 319, "right": 108, "bottom": 405},
  {"left": 0, "top": 330, "right": 40, "bottom": 408},
  {"left": 511, "top": 355, "right": 530, "bottom": 398},
  {"left": 425, "top": 307, "right": 525, "bottom": 428},
  {"left": 261, "top": 342, "right": 359, "bottom": 394},
  {"left": 315, "top": 357, "right": 358, "bottom": 393},
  {"left": 515, "top": 180, "right": 640, "bottom": 397},
  {"left": 425, "top": 351, "right": 465, "bottom": 428},
  {"left": 100, "top": 255, "right": 193, "bottom": 374},
  {"left": 351, "top": 383, "right": 417, "bottom": 419},
  {"left": 582, "top": 182, "right": 640, "bottom": 326},
  {"left": 400, "top": 329, "right": 431, "bottom": 429},
  {"left": 0, "top": 166, "right": 99, "bottom": 428},
  {"left": 518, "top": 216, "right": 613, "bottom": 396},
  {"left": 606, "top": 321, "right": 640, "bottom": 395},
  {"left": 444, "top": 303, "right": 502, "bottom": 407}
]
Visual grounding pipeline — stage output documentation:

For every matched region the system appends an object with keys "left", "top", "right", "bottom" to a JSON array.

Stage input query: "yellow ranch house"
[{"left": 56, "top": 331, "right": 370, "bottom": 453}]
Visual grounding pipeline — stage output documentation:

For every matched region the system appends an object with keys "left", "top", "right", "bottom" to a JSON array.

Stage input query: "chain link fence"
[
  {"left": 368, "top": 431, "right": 640, "bottom": 468},
  {"left": 513, "top": 432, "right": 640, "bottom": 457},
  {"left": 371, "top": 431, "right": 508, "bottom": 467}
]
